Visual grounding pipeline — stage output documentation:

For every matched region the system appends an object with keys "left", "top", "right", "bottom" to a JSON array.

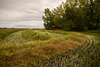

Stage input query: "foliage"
[
  {"left": 42, "top": 0, "right": 100, "bottom": 31},
  {"left": 42, "top": 8, "right": 55, "bottom": 30}
]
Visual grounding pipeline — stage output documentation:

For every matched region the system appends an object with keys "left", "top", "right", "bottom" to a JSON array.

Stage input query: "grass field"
[{"left": 0, "top": 29, "right": 99, "bottom": 67}]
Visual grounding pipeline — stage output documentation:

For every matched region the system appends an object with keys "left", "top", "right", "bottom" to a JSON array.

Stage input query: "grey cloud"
[
  {"left": 0, "top": 0, "right": 66, "bottom": 28},
  {"left": 0, "top": 21, "right": 44, "bottom": 28}
]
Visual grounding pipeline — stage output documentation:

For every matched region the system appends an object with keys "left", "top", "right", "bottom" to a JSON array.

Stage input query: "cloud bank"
[{"left": 0, "top": 0, "right": 66, "bottom": 28}]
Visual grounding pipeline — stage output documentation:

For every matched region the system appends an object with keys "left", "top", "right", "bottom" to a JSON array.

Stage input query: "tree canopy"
[{"left": 42, "top": 0, "right": 100, "bottom": 31}]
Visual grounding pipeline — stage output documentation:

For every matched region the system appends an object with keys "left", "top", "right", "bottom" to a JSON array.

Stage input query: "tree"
[
  {"left": 42, "top": 0, "right": 100, "bottom": 31},
  {"left": 94, "top": 0, "right": 100, "bottom": 29},
  {"left": 42, "top": 8, "right": 55, "bottom": 30},
  {"left": 52, "top": 3, "right": 66, "bottom": 29}
]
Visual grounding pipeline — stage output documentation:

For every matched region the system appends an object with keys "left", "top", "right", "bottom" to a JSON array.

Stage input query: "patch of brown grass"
[
  {"left": 0, "top": 31, "right": 87, "bottom": 67},
  {"left": 0, "top": 40, "right": 82, "bottom": 67},
  {"left": 65, "top": 32, "right": 86, "bottom": 43}
]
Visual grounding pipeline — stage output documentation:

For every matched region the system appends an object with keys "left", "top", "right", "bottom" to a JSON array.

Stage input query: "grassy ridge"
[
  {"left": 0, "top": 29, "right": 86, "bottom": 67},
  {"left": 0, "top": 29, "right": 23, "bottom": 40},
  {"left": 35, "top": 30, "right": 100, "bottom": 67},
  {"left": 36, "top": 35, "right": 100, "bottom": 67},
  {"left": 4, "top": 30, "right": 51, "bottom": 44},
  {"left": 22, "top": 30, "right": 51, "bottom": 41}
]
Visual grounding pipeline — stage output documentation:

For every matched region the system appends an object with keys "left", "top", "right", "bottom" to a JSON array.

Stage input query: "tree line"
[{"left": 42, "top": 0, "right": 100, "bottom": 31}]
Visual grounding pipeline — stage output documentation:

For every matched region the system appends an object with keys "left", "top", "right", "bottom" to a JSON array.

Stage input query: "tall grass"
[
  {"left": 22, "top": 30, "right": 51, "bottom": 41},
  {"left": 0, "top": 29, "right": 87, "bottom": 67},
  {"left": 36, "top": 35, "right": 100, "bottom": 67},
  {"left": 0, "top": 29, "right": 23, "bottom": 40}
]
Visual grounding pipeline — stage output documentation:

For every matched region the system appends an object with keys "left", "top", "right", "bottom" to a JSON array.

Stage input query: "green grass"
[
  {"left": 4, "top": 30, "right": 51, "bottom": 44},
  {"left": 79, "top": 30, "right": 100, "bottom": 67},
  {"left": 0, "top": 29, "right": 23, "bottom": 40},
  {"left": 81, "top": 30, "right": 100, "bottom": 37},
  {"left": 0, "top": 29, "right": 99, "bottom": 67},
  {"left": 0, "top": 29, "right": 87, "bottom": 67},
  {"left": 22, "top": 30, "right": 51, "bottom": 41},
  {"left": 35, "top": 34, "right": 100, "bottom": 67}
]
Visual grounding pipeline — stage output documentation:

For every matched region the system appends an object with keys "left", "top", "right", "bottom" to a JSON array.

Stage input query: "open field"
[{"left": 0, "top": 29, "right": 99, "bottom": 67}]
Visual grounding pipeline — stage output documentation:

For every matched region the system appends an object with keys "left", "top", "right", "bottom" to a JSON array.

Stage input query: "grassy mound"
[
  {"left": 4, "top": 31, "right": 27, "bottom": 44},
  {"left": 4, "top": 30, "right": 51, "bottom": 44},
  {"left": 0, "top": 29, "right": 87, "bottom": 67},
  {"left": 22, "top": 30, "right": 51, "bottom": 41},
  {"left": 0, "top": 29, "right": 22, "bottom": 40},
  {"left": 36, "top": 35, "right": 100, "bottom": 67}
]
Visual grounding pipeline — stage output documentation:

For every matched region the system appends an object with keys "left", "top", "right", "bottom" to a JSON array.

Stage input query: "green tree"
[
  {"left": 42, "top": 8, "right": 55, "bottom": 29},
  {"left": 94, "top": 0, "right": 100, "bottom": 29},
  {"left": 52, "top": 3, "right": 66, "bottom": 29},
  {"left": 42, "top": 0, "right": 100, "bottom": 31}
]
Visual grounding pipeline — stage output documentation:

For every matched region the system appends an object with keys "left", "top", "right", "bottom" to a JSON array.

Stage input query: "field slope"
[{"left": 0, "top": 29, "right": 99, "bottom": 67}]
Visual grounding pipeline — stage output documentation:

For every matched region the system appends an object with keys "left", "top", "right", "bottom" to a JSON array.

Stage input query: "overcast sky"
[{"left": 0, "top": 0, "right": 66, "bottom": 28}]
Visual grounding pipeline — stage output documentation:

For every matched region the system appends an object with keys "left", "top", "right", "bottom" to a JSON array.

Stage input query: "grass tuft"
[{"left": 0, "top": 29, "right": 87, "bottom": 67}]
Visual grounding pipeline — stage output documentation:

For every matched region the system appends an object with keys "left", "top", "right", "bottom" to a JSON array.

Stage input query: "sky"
[{"left": 0, "top": 0, "right": 66, "bottom": 28}]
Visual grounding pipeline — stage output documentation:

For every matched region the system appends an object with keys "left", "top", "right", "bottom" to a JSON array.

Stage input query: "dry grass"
[
  {"left": 0, "top": 41, "right": 81, "bottom": 66},
  {"left": 0, "top": 29, "right": 87, "bottom": 67},
  {"left": 65, "top": 32, "right": 86, "bottom": 43}
]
